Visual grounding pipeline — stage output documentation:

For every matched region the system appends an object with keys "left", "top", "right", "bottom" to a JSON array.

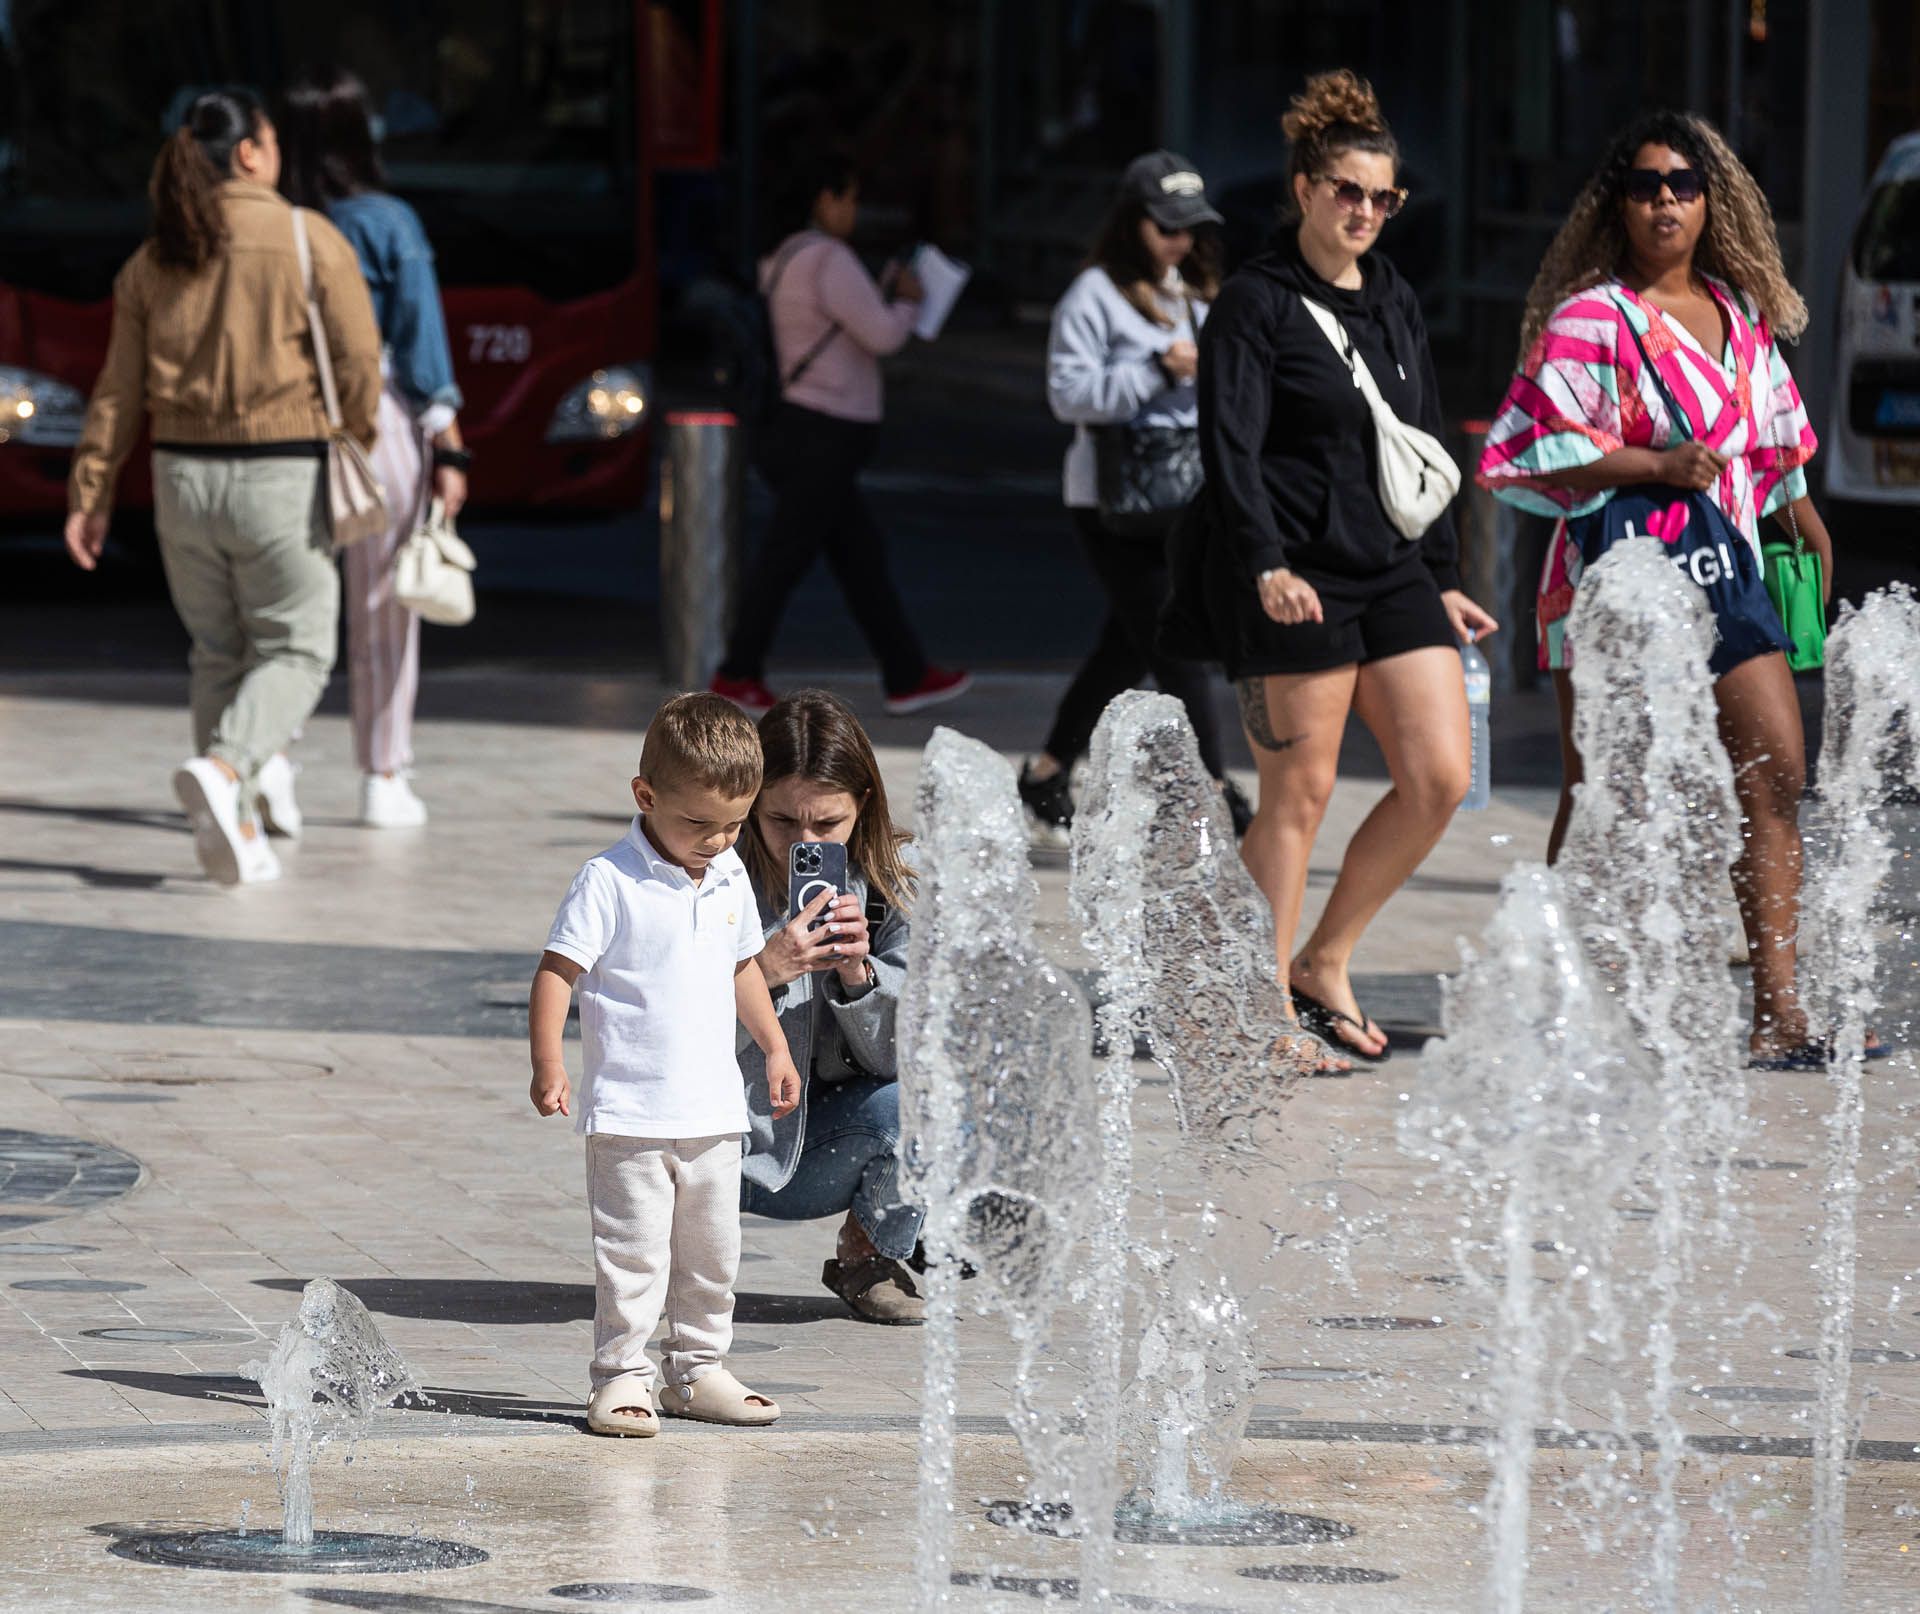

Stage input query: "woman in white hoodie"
[{"left": 1019, "top": 152, "right": 1249, "bottom": 842}]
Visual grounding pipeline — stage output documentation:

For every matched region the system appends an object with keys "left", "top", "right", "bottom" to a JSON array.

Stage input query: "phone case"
[{"left": 788, "top": 841, "right": 850, "bottom": 927}]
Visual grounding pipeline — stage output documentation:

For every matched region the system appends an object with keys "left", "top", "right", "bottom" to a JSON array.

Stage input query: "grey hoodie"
[
  {"left": 1046, "top": 265, "right": 1208, "bottom": 508},
  {"left": 737, "top": 864, "right": 910, "bottom": 1194}
]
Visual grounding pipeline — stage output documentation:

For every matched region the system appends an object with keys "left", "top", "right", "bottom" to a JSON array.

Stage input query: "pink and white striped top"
[{"left": 1477, "top": 277, "right": 1816, "bottom": 561}]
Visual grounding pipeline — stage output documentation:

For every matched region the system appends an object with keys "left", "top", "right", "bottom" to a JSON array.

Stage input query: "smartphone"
[{"left": 787, "top": 841, "right": 849, "bottom": 929}]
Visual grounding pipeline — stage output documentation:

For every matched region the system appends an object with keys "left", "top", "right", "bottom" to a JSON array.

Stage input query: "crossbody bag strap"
[
  {"left": 1611, "top": 290, "right": 1691, "bottom": 444},
  {"left": 1298, "top": 296, "right": 1393, "bottom": 420},
  {"left": 290, "top": 207, "right": 345, "bottom": 433},
  {"left": 766, "top": 234, "right": 844, "bottom": 391}
]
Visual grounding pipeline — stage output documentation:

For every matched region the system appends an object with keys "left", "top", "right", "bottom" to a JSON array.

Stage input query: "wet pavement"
[{"left": 2, "top": 634, "right": 1918, "bottom": 1607}]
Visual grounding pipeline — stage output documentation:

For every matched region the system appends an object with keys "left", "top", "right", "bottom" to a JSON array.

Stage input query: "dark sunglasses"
[
  {"left": 1147, "top": 218, "right": 1195, "bottom": 238},
  {"left": 1316, "top": 175, "right": 1408, "bottom": 218},
  {"left": 1624, "top": 166, "right": 1705, "bottom": 205}
]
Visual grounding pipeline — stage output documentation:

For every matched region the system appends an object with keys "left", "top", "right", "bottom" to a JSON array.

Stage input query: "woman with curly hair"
[
  {"left": 1478, "top": 109, "right": 1862, "bottom": 1069},
  {"left": 1166, "top": 71, "right": 1496, "bottom": 1062}
]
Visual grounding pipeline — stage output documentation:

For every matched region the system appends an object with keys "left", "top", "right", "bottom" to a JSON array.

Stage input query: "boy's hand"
[
  {"left": 766, "top": 1050, "right": 802, "bottom": 1120},
  {"left": 530, "top": 1061, "right": 572, "bottom": 1118}
]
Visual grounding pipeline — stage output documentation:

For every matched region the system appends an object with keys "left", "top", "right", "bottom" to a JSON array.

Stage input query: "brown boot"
[{"left": 821, "top": 1255, "right": 925, "bottom": 1325}]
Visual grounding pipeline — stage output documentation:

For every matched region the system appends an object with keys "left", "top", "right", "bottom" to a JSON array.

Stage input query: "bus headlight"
[
  {"left": 546, "top": 365, "right": 650, "bottom": 443},
  {"left": 0, "top": 367, "right": 86, "bottom": 446}
]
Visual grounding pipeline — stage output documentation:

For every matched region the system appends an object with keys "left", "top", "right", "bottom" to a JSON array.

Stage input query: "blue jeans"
[{"left": 740, "top": 1076, "right": 924, "bottom": 1260}]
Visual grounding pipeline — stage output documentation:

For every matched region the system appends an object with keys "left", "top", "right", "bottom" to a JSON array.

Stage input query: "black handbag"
[
  {"left": 1092, "top": 293, "right": 1203, "bottom": 538},
  {"left": 1093, "top": 423, "right": 1202, "bottom": 537}
]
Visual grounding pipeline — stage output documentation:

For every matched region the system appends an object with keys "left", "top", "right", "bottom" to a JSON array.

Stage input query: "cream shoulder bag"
[
  {"left": 1299, "top": 297, "right": 1460, "bottom": 541},
  {"left": 394, "top": 497, "right": 478, "bottom": 627},
  {"left": 291, "top": 207, "right": 388, "bottom": 549}
]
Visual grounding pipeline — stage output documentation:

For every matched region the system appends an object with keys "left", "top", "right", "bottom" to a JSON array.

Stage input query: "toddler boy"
[{"left": 529, "top": 693, "right": 800, "bottom": 1437}]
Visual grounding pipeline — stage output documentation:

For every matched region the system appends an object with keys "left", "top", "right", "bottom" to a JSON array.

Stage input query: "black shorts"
[{"left": 1232, "top": 562, "right": 1456, "bottom": 679}]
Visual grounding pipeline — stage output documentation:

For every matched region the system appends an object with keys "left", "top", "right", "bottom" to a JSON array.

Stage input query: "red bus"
[{"left": 0, "top": 0, "right": 722, "bottom": 520}]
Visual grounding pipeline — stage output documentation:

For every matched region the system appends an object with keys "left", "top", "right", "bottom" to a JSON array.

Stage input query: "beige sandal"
[
  {"left": 587, "top": 1373, "right": 659, "bottom": 1437},
  {"left": 656, "top": 1366, "right": 780, "bottom": 1426}
]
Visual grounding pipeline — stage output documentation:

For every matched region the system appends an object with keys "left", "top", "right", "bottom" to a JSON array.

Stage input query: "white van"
[{"left": 1829, "top": 133, "right": 1920, "bottom": 503}]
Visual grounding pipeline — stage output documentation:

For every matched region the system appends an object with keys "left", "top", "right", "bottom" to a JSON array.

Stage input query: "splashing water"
[
  {"left": 898, "top": 729, "right": 1100, "bottom": 1610},
  {"left": 1074, "top": 691, "right": 1315, "bottom": 1519},
  {"left": 241, "top": 1277, "right": 418, "bottom": 1544},
  {"left": 1556, "top": 538, "right": 1748, "bottom": 1609},
  {"left": 1798, "top": 584, "right": 1920, "bottom": 1606},
  {"left": 1403, "top": 864, "right": 1647, "bottom": 1614},
  {"left": 1406, "top": 539, "right": 1748, "bottom": 1611}
]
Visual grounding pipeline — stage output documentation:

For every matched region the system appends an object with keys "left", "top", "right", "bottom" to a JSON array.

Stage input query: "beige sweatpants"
[
  {"left": 151, "top": 452, "right": 337, "bottom": 792},
  {"left": 585, "top": 1133, "right": 743, "bottom": 1395}
]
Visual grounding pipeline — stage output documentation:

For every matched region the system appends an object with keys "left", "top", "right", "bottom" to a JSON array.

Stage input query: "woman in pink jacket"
[{"left": 711, "top": 152, "right": 969, "bottom": 718}]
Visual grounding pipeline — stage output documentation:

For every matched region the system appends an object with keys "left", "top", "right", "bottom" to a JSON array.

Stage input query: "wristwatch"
[{"left": 432, "top": 445, "right": 473, "bottom": 472}]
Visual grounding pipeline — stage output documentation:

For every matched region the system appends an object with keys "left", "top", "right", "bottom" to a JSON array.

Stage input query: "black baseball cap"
[{"left": 1122, "top": 150, "right": 1223, "bottom": 230}]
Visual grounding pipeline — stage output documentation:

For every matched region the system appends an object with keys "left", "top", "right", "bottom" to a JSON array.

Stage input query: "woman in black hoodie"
[{"left": 1167, "top": 71, "right": 1497, "bottom": 1060}]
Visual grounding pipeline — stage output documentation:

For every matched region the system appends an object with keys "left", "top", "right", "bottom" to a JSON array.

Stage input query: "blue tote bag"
[{"left": 1565, "top": 313, "right": 1792, "bottom": 678}]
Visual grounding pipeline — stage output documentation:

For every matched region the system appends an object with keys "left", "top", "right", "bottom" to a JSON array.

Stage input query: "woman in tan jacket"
[{"left": 65, "top": 87, "right": 380, "bottom": 886}]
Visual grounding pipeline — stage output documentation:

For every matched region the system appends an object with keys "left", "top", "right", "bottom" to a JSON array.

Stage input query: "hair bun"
[{"left": 1281, "top": 69, "right": 1385, "bottom": 144}]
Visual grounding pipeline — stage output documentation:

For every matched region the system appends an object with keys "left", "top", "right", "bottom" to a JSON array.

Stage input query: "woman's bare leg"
[
  {"left": 1236, "top": 666, "right": 1359, "bottom": 1053},
  {"left": 1713, "top": 652, "right": 1810, "bottom": 1053},
  {"left": 1292, "top": 646, "right": 1473, "bottom": 1048}
]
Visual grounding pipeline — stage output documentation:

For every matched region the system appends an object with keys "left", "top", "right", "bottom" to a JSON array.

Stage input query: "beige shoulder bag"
[{"left": 291, "top": 207, "right": 388, "bottom": 549}]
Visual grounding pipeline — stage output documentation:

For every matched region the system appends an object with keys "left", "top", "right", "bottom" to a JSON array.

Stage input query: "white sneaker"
[
  {"left": 255, "top": 753, "right": 303, "bottom": 840},
  {"left": 173, "top": 758, "right": 281, "bottom": 886},
  {"left": 360, "top": 771, "right": 429, "bottom": 829}
]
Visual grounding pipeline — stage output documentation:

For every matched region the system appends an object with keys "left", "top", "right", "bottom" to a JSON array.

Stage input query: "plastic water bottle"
[{"left": 1460, "top": 637, "right": 1492, "bottom": 812}]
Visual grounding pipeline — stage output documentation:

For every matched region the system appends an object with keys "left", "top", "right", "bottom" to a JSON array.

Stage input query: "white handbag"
[
  {"left": 1299, "top": 298, "right": 1460, "bottom": 541},
  {"left": 291, "top": 207, "right": 389, "bottom": 549},
  {"left": 394, "top": 497, "right": 478, "bottom": 626}
]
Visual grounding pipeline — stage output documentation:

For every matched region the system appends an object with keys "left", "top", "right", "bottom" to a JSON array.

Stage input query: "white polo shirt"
[{"left": 543, "top": 818, "right": 764, "bottom": 1138}]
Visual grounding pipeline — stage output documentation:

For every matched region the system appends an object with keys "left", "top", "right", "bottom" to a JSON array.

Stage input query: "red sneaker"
[
  {"left": 884, "top": 666, "right": 973, "bottom": 716},
  {"left": 709, "top": 674, "right": 778, "bottom": 716}
]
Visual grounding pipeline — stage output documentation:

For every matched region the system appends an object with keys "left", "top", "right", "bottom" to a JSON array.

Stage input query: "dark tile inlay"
[
  {"left": 1785, "top": 1346, "right": 1920, "bottom": 1365},
  {"left": 67, "top": 1093, "right": 178, "bottom": 1105},
  {"left": 106, "top": 1528, "right": 487, "bottom": 1574},
  {"left": 1695, "top": 1386, "right": 1817, "bottom": 1403},
  {"left": 1313, "top": 1315, "right": 1444, "bottom": 1331},
  {"left": 12, "top": 1278, "right": 143, "bottom": 1293},
  {"left": 80, "top": 1327, "right": 247, "bottom": 1344},
  {"left": 1262, "top": 1366, "right": 1379, "bottom": 1382},
  {"left": 0, "top": 1242, "right": 98, "bottom": 1256},
  {"left": 1239, "top": 1564, "right": 1400, "bottom": 1584},
  {"left": 549, "top": 1585, "right": 716, "bottom": 1604}
]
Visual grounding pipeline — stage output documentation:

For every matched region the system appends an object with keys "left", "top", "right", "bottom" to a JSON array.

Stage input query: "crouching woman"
[{"left": 738, "top": 690, "right": 927, "bottom": 1323}]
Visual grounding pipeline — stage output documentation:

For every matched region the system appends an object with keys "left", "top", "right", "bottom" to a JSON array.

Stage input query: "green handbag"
[{"left": 1761, "top": 502, "right": 1826, "bottom": 672}]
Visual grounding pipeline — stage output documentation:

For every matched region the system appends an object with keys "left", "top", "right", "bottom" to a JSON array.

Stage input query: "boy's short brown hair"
[{"left": 638, "top": 693, "right": 764, "bottom": 799}]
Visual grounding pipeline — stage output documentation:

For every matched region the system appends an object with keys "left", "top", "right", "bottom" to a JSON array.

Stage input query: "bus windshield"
[
  {"left": 1854, "top": 181, "right": 1920, "bottom": 283},
  {"left": 0, "top": 0, "right": 637, "bottom": 302}
]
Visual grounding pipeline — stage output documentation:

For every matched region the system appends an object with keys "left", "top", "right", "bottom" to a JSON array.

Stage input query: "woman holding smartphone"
[{"left": 737, "top": 690, "right": 927, "bottom": 1323}]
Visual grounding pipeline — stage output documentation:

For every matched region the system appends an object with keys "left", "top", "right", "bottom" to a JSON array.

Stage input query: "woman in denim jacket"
[
  {"left": 281, "top": 66, "right": 467, "bottom": 831},
  {"left": 737, "top": 690, "right": 928, "bottom": 1324}
]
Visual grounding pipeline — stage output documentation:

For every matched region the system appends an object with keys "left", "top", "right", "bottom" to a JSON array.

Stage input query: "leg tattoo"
[{"left": 1236, "top": 677, "right": 1304, "bottom": 753}]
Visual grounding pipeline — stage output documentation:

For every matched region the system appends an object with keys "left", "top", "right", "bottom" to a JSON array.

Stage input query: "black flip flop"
[
  {"left": 1289, "top": 984, "right": 1391, "bottom": 1065},
  {"left": 1748, "top": 1039, "right": 1830, "bottom": 1072}
]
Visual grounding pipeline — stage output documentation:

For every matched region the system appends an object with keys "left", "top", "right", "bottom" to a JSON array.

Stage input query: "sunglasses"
[
  {"left": 1148, "top": 218, "right": 1195, "bottom": 238},
  {"left": 1624, "top": 166, "right": 1705, "bottom": 205},
  {"left": 1316, "top": 176, "right": 1408, "bottom": 218}
]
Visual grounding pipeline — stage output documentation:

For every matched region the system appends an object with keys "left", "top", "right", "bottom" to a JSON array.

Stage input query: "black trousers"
[
  {"left": 720, "top": 403, "right": 929, "bottom": 695},
  {"left": 1042, "top": 507, "right": 1227, "bottom": 776}
]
